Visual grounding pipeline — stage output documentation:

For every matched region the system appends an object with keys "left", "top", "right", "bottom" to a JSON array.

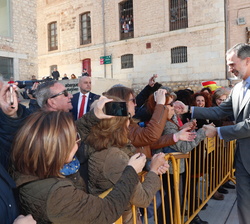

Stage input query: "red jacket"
[{"left": 128, "top": 104, "right": 175, "bottom": 158}]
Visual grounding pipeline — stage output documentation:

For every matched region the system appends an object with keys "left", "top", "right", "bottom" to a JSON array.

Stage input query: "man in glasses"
[
  {"left": 71, "top": 76, "right": 100, "bottom": 120},
  {"left": 35, "top": 81, "right": 73, "bottom": 112}
]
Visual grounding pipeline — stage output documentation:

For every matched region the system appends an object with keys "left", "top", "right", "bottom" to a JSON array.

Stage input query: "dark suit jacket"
[
  {"left": 71, "top": 92, "right": 100, "bottom": 120},
  {"left": 192, "top": 81, "right": 250, "bottom": 173},
  {"left": 0, "top": 164, "right": 19, "bottom": 223}
]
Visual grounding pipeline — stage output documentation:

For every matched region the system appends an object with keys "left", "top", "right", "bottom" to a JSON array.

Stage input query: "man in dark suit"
[
  {"left": 81, "top": 68, "right": 89, "bottom": 77},
  {"left": 176, "top": 43, "right": 250, "bottom": 224},
  {"left": 71, "top": 76, "right": 100, "bottom": 120}
]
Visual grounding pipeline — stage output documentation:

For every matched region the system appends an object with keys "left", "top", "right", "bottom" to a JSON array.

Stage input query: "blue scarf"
[{"left": 60, "top": 157, "right": 80, "bottom": 175}]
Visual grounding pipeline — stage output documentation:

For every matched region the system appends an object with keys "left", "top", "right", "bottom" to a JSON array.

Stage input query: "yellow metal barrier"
[{"left": 99, "top": 136, "right": 236, "bottom": 224}]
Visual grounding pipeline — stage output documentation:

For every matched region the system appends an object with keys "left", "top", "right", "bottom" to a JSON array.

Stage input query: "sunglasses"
[
  {"left": 129, "top": 98, "right": 136, "bottom": 104},
  {"left": 50, "top": 90, "right": 69, "bottom": 99},
  {"left": 166, "top": 101, "right": 174, "bottom": 107},
  {"left": 76, "top": 132, "right": 81, "bottom": 146}
]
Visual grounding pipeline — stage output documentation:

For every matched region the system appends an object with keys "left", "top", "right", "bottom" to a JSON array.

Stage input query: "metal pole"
[{"left": 102, "top": 0, "right": 106, "bottom": 78}]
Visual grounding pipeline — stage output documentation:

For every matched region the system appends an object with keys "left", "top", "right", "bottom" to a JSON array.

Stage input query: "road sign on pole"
[{"left": 100, "top": 55, "right": 112, "bottom": 64}]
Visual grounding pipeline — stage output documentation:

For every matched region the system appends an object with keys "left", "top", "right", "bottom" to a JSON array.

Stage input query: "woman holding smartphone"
[
  {"left": 11, "top": 103, "right": 147, "bottom": 224},
  {"left": 86, "top": 95, "right": 169, "bottom": 224}
]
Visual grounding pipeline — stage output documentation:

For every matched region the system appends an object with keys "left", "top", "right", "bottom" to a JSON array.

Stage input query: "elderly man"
[
  {"left": 35, "top": 81, "right": 73, "bottom": 112},
  {"left": 71, "top": 76, "right": 100, "bottom": 120},
  {"left": 176, "top": 43, "right": 250, "bottom": 224}
]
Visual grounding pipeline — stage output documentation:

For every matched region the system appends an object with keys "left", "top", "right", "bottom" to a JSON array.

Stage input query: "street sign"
[{"left": 100, "top": 55, "right": 112, "bottom": 64}]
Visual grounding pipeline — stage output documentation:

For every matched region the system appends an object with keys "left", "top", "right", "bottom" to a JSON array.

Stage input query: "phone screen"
[{"left": 105, "top": 102, "right": 128, "bottom": 116}]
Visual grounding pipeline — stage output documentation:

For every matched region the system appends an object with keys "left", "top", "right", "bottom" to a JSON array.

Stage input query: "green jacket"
[
  {"left": 88, "top": 146, "right": 160, "bottom": 224},
  {"left": 15, "top": 167, "right": 138, "bottom": 224}
]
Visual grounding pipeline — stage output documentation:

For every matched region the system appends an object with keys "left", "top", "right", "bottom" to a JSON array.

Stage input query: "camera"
[{"left": 16, "top": 80, "right": 45, "bottom": 89}]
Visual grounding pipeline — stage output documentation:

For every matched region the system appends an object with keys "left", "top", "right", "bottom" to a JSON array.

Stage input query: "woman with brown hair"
[
  {"left": 211, "top": 88, "right": 234, "bottom": 127},
  {"left": 190, "top": 92, "right": 212, "bottom": 129},
  {"left": 86, "top": 95, "right": 169, "bottom": 224},
  {"left": 12, "top": 108, "right": 147, "bottom": 224},
  {"left": 105, "top": 86, "right": 196, "bottom": 158}
]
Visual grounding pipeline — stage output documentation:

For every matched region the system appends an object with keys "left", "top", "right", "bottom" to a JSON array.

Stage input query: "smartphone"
[
  {"left": 9, "top": 85, "right": 14, "bottom": 105},
  {"left": 105, "top": 102, "right": 128, "bottom": 116}
]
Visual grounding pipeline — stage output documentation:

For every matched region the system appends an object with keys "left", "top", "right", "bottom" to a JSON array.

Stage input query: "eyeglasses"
[
  {"left": 217, "top": 98, "right": 225, "bottom": 102},
  {"left": 76, "top": 132, "right": 81, "bottom": 146},
  {"left": 166, "top": 101, "right": 174, "bottom": 107},
  {"left": 50, "top": 90, "right": 69, "bottom": 99},
  {"left": 129, "top": 98, "right": 136, "bottom": 104}
]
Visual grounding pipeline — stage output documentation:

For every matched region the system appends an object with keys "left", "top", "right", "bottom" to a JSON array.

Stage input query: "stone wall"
[{"left": 0, "top": 0, "right": 37, "bottom": 80}]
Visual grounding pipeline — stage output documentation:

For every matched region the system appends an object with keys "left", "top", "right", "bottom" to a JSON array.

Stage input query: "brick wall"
[{"left": 37, "top": 0, "right": 227, "bottom": 89}]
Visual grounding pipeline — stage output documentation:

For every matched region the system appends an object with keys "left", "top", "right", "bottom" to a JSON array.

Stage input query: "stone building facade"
[
  {"left": 227, "top": 0, "right": 250, "bottom": 47},
  {"left": 36, "top": 0, "right": 228, "bottom": 94},
  {"left": 0, "top": 0, "right": 37, "bottom": 81}
]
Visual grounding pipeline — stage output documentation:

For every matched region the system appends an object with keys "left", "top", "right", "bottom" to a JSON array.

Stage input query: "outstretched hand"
[
  {"left": 180, "top": 119, "right": 197, "bottom": 132},
  {"left": 174, "top": 127, "right": 196, "bottom": 142},
  {"left": 174, "top": 101, "right": 189, "bottom": 114},
  {"left": 203, "top": 124, "right": 217, "bottom": 138}
]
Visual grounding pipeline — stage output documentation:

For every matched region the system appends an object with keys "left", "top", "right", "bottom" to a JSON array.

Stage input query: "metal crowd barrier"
[{"left": 100, "top": 136, "right": 236, "bottom": 224}]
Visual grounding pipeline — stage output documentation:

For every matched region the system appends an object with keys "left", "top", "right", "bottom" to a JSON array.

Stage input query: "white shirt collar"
[{"left": 80, "top": 92, "right": 90, "bottom": 98}]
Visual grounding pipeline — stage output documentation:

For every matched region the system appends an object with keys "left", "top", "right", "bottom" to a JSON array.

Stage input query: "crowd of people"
[
  {"left": 38, "top": 68, "right": 90, "bottom": 81},
  {"left": 1, "top": 43, "right": 250, "bottom": 224},
  {"left": 120, "top": 14, "right": 133, "bottom": 33}
]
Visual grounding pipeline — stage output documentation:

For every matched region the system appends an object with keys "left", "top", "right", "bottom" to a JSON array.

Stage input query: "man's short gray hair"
[
  {"left": 226, "top": 43, "right": 250, "bottom": 60},
  {"left": 35, "top": 81, "right": 57, "bottom": 107}
]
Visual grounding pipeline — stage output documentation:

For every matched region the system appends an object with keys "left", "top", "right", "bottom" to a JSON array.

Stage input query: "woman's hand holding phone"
[
  {"left": 92, "top": 96, "right": 118, "bottom": 120},
  {"left": 154, "top": 89, "right": 167, "bottom": 105}
]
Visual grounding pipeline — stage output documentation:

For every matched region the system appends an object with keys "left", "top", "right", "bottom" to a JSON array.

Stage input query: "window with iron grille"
[
  {"left": 48, "top": 22, "right": 58, "bottom": 51},
  {"left": 121, "top": 54, "right": 133, "bottom": 69},
  {"left": 119, "top": 0, "right": 134, "bottom": 40},
  {"left": 0, "top": 57, "right": 13, "bottom": 81},
  {"left": 80, "top": 12, "right": 91, "bottom": 45},
  {"left": 171, "top": 46, "right": 187, "bottom": 63},
  {"left": 169, "top": 0, "right": 188, "bottom": 31}
]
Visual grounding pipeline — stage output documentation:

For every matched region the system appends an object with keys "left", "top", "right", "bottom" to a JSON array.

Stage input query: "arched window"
[
  {"left": 48, "top": 22, "right": 58, "bottom": 51},
  {"left": 171, "top": 46, "right": 187, "bottom": 63},
  {"left": 121, "top": 54, "right": 133, "bottom": 69},
  {"left": 80, "top": 12, "right": 91, "bottom": 45}
]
